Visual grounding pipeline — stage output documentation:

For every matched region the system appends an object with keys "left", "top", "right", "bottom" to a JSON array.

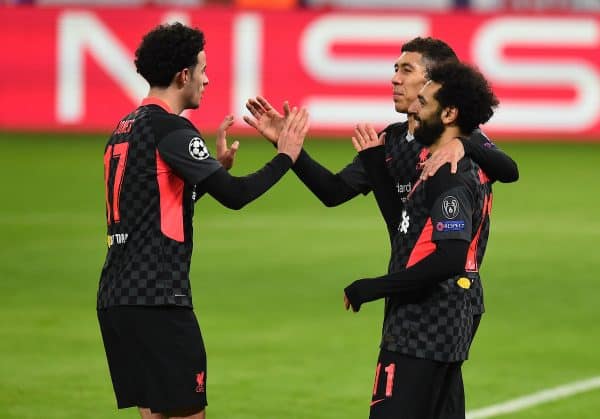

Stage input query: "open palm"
[{"left": 244, "top": 96, "right": 289, "bottom": 144}]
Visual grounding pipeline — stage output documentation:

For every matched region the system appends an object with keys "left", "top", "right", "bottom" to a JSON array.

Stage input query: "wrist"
[{"left": 344, "top": 280, "right": 366, "bottom": 312}]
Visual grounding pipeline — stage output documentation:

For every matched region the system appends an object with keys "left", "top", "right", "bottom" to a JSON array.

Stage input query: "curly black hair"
[
  {"left": 428, "top": 62, "right": 499, "bottom": 135},
  {"left": 401, "top": 37, "right": 458, "bottom": 75},
  {"left": 135, "top": 22, "right": 205, "bottom": 88}
]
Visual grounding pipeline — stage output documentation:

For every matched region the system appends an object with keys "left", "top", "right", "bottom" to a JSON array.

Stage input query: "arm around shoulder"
[{"left": 461, "top": 130, "right": 519, "bottom": 183}]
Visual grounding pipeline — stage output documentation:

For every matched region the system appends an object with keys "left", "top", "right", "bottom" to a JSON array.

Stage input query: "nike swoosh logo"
[{"left": 370, "top": 398, "right": 385, "bottom": 407}]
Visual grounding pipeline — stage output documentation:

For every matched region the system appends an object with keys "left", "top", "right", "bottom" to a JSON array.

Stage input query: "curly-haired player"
[
  {"left": 345, "top": 62, "right": 500, "bottom": 419},
  {"left": 97, "top": 23, "right": 309, "bottom": 419}
]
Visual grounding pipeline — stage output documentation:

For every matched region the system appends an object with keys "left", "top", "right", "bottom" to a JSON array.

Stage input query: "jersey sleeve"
[
  {"left": 155, "top": 118, "right": 222, "bottom": 185},
  {"left": 461, "top": 129, "right": 519, "bottom": 183},
  {"left": 291, "top": 149, "right": 368, "bottom": 206},
  {"left": 358, "top": 146, "right": 403, "bottom": 234},
  {"left": 337, "top": 155, "right": 372, "bottom": 195},
  {"left": 428, "top": 166, "right": 474, "bottom": 243}
]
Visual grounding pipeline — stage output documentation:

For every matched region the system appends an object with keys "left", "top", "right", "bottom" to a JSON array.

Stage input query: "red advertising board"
[{"left": 1, "top": 7, "right": 599, "bottom": 139}]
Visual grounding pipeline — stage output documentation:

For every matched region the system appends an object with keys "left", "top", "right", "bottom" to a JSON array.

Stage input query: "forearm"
[
  {"left": 201, "top": 153, "right": 292, "bottom": 210},
  {"left": 344, "top": 240, "right": 468, "bottom": 311},
  {"left": 461, "top": 138, "right": 519, "bottom": 183},
  {"left": 292, "top": 149, "right": 360, "bottom": 207}
]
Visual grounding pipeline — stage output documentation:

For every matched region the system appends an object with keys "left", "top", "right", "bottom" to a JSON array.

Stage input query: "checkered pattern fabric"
[
  {"left": 379, "top": 156, "right": 490, "bottom": 362},
  {"left": 381, "top": 277, "right": 474, "bottom": 362},
  {"left": 383, "top": 122, "right": 426, "bottom": 203},
  {"left": 98, "top": 105, "right": 201, "bottom": 309}
]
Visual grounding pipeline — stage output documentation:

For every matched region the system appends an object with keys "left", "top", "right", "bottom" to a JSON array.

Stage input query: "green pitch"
[{"left": 0, "top": 132, "right": 599, "bottom": 418}]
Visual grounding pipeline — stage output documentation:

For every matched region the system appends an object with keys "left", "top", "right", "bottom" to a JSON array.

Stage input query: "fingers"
[
  {"left": 217, "top": 114, "right": 234, "bottom": 136},
  {"left": 285, "top": 108, "right": 309, "bottom": 144},
  {"left": 420, "top": 155, "right": 445, "bottom": 180},
  {"left": 225, "top": 140, "right": 239, "bottom": 168},
  {"left": 256, "top": 96, "right": 274, "bottom": 111},
  {"left": 290, "top": 108, "right": 303, "bottom": 134},
  {"left": 420, "top": 139, "right": 465, "bottom": 179},
  {"left": 218, "top": 115, "right": 233, "bottom": 133},
  {"left": 294, "top": 108, "right": 309, "bottom": 136},
  {"left": 299, "top": 109, "right": 310, "bottom": 137},
  {"left": 282, "top": 106, "right": 298, "bottom": 132},
  {"left": 245, "top": 99, "right": 264, "bottom": 119},
  {"left": 353, "top": 123, "right": 383, "bottom": 151},
  {"left": 351, "top": 136, "right": 362, "bottom": 152},
  {"left": 344, "top": 294, "right": 350, "bottom": 311},
  {"left": 242, "top": 115, "right": 258, "bottom": 130},
  {"left": 277, "top": 107, "right": 309, "bottom": 162},
  {"left": 353, "top": 124, "right": 367, "bottom": 149},
  {"left": 216, "top": 115, "right": 234, "bottom": 154},
  {"left": 283, "top": 101, "right": 291, "bottom": 117},
  {"left": 277, "top": 106, "right": 297, "bottom": 145},
  {"left": 220, "top": 114, "right": 234, "bottom": 130},
  {"left": 366, "top": 125, "right": 380, "bottom": 143}
]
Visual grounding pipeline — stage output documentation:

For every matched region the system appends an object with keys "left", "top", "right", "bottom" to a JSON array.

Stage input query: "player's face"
[
  {"left": 184, "top": 50, "right": 209, "bottom": 109},
  {"left": 409, "top": 81, "right": 445, "bottom": 146},
  {"left": 391, "top": 52, "right": 428, "bottom": 114}
]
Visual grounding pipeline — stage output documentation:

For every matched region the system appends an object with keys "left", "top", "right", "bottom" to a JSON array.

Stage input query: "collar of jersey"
[{"left": 141, "top": 97, "right": 173, "bottom": 114}]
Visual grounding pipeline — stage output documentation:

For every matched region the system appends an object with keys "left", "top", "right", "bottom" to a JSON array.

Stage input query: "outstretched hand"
[
  {"left": 243, "top": 96, "right": 290, "bottom": 144},
  {"left": 344, "top": 293, "right": 358, "bottom": 312},
  {"left": 351, "top": 124, "right": 386, "bottom": 152},
  {"left": 216, "top": 115, "right": 239, "bottom": 170},
  {"left": 276, "top": 106, "right": 310, "bottom": 163},
  {"left": 420, "top": 137, "right": 464, "bottom": 180}
]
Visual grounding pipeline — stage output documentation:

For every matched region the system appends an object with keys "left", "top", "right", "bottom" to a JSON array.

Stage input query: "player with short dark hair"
[
  {"left": 344, "top": 61, "right": 499, "bottom": 419},
  {"left": 97, "top": 22, "right": 309, "bottom": 419},
  {"left": 244, "top": 37, "right": 517, "bottom": 205},
  {"left": 400, "top": 36, "right": 458, "bottom": 73}
]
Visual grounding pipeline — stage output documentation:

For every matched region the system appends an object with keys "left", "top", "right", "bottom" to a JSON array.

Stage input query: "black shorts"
[
  {"left": 369, "top": 350, "right": 464, "bottom": 419},
  {"left": 97, "top": 306, "right": 207, "bottom": 414}
]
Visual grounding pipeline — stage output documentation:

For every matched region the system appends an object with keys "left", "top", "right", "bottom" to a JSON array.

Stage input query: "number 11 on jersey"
[{"left": 373, "top": 362, "right": 396, "bottom": 397}]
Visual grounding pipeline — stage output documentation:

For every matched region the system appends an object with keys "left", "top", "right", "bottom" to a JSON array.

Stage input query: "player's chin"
[{"left": 393, "top": 101, "right": 408, "bottom": 114}]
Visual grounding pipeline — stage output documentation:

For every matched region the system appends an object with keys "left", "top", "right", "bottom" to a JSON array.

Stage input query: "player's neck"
[
  {"left": 146, "top": 88, "right": 185, "bottom": 115},
  {"left": 407, "top": 114, "right": 416, "bottom": 134},
  {"left": 429, "top": 127, "right": 462, "bottom": 153}
]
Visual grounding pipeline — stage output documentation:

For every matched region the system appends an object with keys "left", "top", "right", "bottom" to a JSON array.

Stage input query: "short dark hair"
[
  {"left": 401, "top": 37, "right": 458, "bottom": 74},
  {"left": 135, "top": 22, "right": 205, "bottom": 88},
  {"left": 428, "top": 62, "right": 499, "bottom": 134}
]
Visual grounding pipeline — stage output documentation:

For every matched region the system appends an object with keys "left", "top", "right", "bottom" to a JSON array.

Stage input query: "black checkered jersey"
[{"left": 97, "top": 99, "right": 221, "bottom": 309}]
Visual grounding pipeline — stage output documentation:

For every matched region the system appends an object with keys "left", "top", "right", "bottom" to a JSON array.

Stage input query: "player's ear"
[
  {"left": 173, "top": 68, "right": 189, "bottom": 88},
  {"left": 442, "top": 106, "right": 458, "bottom": 125}
]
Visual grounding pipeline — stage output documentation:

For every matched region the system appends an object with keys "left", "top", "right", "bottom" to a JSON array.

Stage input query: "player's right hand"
[
  {"left": 277, "top": 107, "right": 309, "bottom": 163},
  {"left": 243, "top": 96, "right": 289, "bottom": 144},
  {"left": 344, "top": 292, "right": 359, "bottom": 313},
  {"left": 420, "top": 137, "right": 464, "bottom": 180}
]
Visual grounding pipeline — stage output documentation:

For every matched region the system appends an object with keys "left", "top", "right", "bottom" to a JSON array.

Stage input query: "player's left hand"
[
  {"left": 420, "top": 137, "right": 464, "bottom": 180},
  {"left": 344, "top": 293, "right": 358, "bottom": 312},
  {"left": 216, "top": 115, "right": 239, "bottom": 170},
  {"left": 351, "top": 123, "right": 385, "bottom": 152}
]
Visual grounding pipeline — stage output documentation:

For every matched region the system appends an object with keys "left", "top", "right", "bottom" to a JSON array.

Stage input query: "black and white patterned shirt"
[{"left": 98, "top": 98, "right": 221, "bottom": 309}]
